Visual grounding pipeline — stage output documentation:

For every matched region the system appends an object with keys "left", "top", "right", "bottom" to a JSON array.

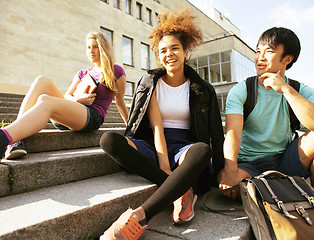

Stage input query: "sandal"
[{"left": 100, "top": 209, "right": 147, "bottom": 240}]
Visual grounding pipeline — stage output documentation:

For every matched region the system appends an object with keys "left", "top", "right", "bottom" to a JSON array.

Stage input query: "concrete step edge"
[
  {"left": 0, "top": 172, "right": 157, "bottom": 240},
  {"left": 24, "top": 128, "right": 125, "bottom": 153},
  {"left": 0, "top": 147, "right": 122, "bottom": 196}
]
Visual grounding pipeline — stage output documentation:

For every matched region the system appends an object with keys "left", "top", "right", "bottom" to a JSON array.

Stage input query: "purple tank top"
[{"left": 77, "top": 64, "right": 126, "bottom": 120}]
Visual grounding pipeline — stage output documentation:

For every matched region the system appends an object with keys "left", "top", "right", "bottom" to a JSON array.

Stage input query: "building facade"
[{"left": 0, "top": 0, "right": 255, "bottom": 111}]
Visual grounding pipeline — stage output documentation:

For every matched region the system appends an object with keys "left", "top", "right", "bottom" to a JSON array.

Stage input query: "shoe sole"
[
  {"left": 5, "top": 150, "right": 27, "bottom": 160},
  {"left": 173, "top": 195, "right": 198, "bottom": 226}
]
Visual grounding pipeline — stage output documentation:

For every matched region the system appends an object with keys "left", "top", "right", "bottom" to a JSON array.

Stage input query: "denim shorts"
[
  {"left": 238, "top": 137, "right": 311, "bottom": 178},
  {"left": 52, "top": 105, "right": 103, "bottom": 133},
  {"left": 127, "top": 128, "right": 195, "bottom": 170}
]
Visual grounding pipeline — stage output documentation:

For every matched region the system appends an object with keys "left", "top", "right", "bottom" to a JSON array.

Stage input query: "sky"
[{"left": 187, "top": 0, "right": 314, "bottom": 88}]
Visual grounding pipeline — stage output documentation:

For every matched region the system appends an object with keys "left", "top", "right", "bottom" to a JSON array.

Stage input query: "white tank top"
[{"left": 156, "top": 78, "right": 191, "bottom": 129}]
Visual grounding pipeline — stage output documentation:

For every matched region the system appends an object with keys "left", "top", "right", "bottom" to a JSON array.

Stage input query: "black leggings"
[{"left": 100, "top": 132, "right": 212, "bottom": 222}]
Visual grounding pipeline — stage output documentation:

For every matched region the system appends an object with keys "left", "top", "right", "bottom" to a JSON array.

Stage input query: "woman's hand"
[{"left": 75, "top": 93, "right": 96, "bottom": 105}]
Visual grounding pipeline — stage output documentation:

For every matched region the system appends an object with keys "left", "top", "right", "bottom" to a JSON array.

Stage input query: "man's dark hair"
[{"left": 257, "top": 27, "right": 301, "bottom": 70}]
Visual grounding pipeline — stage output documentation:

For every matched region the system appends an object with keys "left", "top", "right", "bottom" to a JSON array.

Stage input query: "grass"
[{"left": 1, "top": 120, "right": 11, "bottom": 128}]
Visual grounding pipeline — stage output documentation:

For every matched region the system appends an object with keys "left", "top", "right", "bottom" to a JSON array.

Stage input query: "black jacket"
[{"left": 125, "top": 65, "right": 224, "bottom": 187}]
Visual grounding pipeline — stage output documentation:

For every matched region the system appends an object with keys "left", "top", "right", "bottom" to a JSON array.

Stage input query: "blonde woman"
[{"left": 0, "top": 31, "right": 128, "bottom": 160}]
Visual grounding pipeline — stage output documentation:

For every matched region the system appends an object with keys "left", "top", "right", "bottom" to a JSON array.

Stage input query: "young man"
[{"left": 219, "top": 27, "right": 314, "bottom": 198}]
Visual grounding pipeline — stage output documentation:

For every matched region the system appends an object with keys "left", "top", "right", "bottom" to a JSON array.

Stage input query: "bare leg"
[
  {"left": 5, "top": 94, "right": 88, "bottom": 143},
  {"left": 17, "top": 76, "right": 64, "bottom": 118},
  {"left": 298, "top": 131, "right": 314, "bottom": 186}
]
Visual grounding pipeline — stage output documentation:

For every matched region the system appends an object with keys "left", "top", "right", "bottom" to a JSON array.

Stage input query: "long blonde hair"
[{"left": 87, "top": 31, "right": 117, "bottom": 95}]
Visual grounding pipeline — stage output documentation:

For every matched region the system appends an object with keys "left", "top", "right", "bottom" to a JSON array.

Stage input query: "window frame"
[
  {"left": 136, "top": 2, "right": 142, "bottom": 20},
  {"left": 125, "top": 0, "right": 132, "bottom": 15},
  {"left": 113, "top": 0, "right": 120, "bottom": 9},
  {"left": 141, "top": 42, "right": 150, "bottom": 70},
  {"left": 99, "top": 27, "right": 113, "bottom": 46},
  {"left": 122, "top": 35, "right": 134, "bottom": 66},
  {"left": 146, "top": 8, "right": 152, "bottom": 25}
]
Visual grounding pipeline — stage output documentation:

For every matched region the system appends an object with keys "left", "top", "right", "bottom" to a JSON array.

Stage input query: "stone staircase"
[
  {"left": 0, "top": 93, "right": 250, "bottom": 240},
  {"left": 0, "top": 93, "right": 159, "bottom": 239}
]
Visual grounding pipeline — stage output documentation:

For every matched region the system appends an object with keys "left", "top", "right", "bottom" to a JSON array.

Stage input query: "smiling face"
[
  {"left": 255, "top": 43, "right": 292, "bottom": 76},
  {"left": 158, "top": 35, "right": 188, "bottom": 74},
  {"left": 86, "top": 38, "right": 101, "bottom": 66}
]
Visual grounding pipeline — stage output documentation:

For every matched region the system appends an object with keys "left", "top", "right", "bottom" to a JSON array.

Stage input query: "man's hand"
[
  {"left": 218, "top": 167, "right": 251, "bottom": 199},
  {"left": 259, "top": 70, "right": 289, "bottom": 94}
]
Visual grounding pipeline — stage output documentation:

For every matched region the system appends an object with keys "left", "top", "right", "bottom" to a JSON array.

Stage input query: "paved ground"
[{"left": 127, "top": 191, "right": 251, "bottom": 240}]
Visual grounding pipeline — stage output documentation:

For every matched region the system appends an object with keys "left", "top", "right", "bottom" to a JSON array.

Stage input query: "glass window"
[
  {"left": 125, "top": 0, "right": 131, "bottom": 14},
  {"left": 210, "top": 64, "right": 220, "bottom": 83},
  {"left": 232, "top": 50, "right": 255, "bottom": 82},
  {"left": 141, "top": 43, "right": 150, "bottom": 70},
  {"left": 146, "top": 8, "right": 152, "bottom": 25},
  {"left": 123, "top": 36, "right": 133, "bottom": 66},
  {"left": 125, "top": 81, "right": 134, "bottom": 96},
  {"left": 221, "top": 62, "right": 231, "bottom": 82},
  {"left": 113, "top": 0, "right": 120, "bottom": 9},
  {"left": 209, "top": 53, "right": 220, "bottom": 65},
  {"left": 221, "top": 51, "right": 231, "bottom": 63},
  {"left": 191, "top": 50, "right": 253, "bottom": 84},
  {"left": 198, "top": 67, "right": 209, "bottom": 81},
  {"left": 155, "top": 12, "right": 158, "bottom": 26},
  {"left": 100, "top": 27, "right": 113, "bottom": 45},
  {"left": 198, "top": 56, "right": 208, "bottom": 67},
  {"left": 136, "top": 2, "right": 142, "bottom": 20}
]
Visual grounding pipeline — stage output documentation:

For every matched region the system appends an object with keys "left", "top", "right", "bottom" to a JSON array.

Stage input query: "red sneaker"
[{"left": 172, "top": 188, "right": 197, "bottom": 225}]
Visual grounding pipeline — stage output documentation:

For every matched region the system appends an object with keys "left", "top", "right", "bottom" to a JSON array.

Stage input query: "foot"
[
  {"left": 100, "top": 208, "right": 147, "bottom": 240},
  {"left": 5, "top": 140, "right": 27, "bottom": 160},
  {"left": 172, "top": 188, "right": 197, "bottom": 225}
]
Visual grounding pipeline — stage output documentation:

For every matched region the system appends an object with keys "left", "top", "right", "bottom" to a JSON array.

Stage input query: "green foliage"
[
  {"left": 8, "top": 173, "right": 16, "bottom": 185},
  {"left": 84, "top": 232, "right": 94, "bottom": 240},
  {"left": 1, "top": 120, "right": 11, "bottom": 128}
]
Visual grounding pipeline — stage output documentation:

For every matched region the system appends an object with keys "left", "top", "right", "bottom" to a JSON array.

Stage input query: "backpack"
[{"left": 243, "top": 76, "right": 301, "bottom": 136}]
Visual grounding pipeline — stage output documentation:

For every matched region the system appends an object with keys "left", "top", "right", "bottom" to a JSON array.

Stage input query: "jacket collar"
[
  {"left": 148, "top": 64, "right": 204, "bottom": 93},
  {"left": 184, "top": 64, "right": 204, "bottom": 96}
]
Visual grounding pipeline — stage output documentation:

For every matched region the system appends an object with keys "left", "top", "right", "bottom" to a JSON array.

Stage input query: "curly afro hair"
[{"left": 149, "top": 8, "right": 203, "bottom": 55}]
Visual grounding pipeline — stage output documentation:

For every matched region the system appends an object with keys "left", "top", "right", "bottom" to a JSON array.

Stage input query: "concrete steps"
[
  {"left": 0, "top": 93, "right": 250, "bottom": 239},
  {"left": 23, "top": 128, "right": 124, "bottom": 153},
  {"left": 0, "top": 93, "right": 125, "bottom": 125},
  {"left": 0, "top": 172, "right": 157, "bottom": 240},
  {"left": 0, "top": 147, "right": 122, "bottom": 196}
]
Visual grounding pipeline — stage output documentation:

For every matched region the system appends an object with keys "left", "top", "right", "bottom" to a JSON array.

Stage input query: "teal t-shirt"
[{"left": 225, "top": 76, "right": 314, "bottom": 161}]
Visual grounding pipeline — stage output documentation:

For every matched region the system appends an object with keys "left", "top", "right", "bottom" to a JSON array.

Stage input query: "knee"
[
  {"left": 100, "top": 131, "right": 127, "bottom": 154},
  {"left": 32, "top": 76, "right": 54, "bottom": 88},
  {"left": 37, "top": 94, "right": 52, "bottom": 105},
  {"left": 189, "top": 142, "right": 212, "bottom": 164},
  {"left": 300, "top": 131, "right": 314, "bottom": 159},
  {"left": 300, "top": 131, "right": 314, "bottom": 148}
]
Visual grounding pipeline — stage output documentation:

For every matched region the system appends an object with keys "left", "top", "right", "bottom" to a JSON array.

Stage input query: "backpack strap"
[
  {"left": 243, "top": 76, "right": 258, "bottom": 122},
  {"left": 287, "top": 78, "right": 301, "bottom": 133},
  {"left": 243, "top": 77, "right": 301, "bottom": 135}
]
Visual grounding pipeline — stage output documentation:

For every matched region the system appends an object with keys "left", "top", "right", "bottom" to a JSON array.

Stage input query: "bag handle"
[
  {"left": 287, "top": 176, "right": 314, "bottom": 206},
  {"left": 259, "top": 177, "right": 297, "bottom": 219},
  {"left": 256, "top": 170, "right": 314, "bottom": 206},
  {"left": 255, "top": 170, "right": 288, "bottom": 179}
]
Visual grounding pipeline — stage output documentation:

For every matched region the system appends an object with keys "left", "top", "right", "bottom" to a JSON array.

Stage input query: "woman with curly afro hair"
[{"left": 100, "top": 8, "right": 224, "bottom": 239}]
